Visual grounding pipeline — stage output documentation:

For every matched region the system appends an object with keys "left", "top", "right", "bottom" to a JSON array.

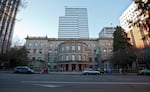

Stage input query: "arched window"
[
  {"left": 66, "top": 55, "right": 69, "bottom": 61},
  {"left": 66, "top": 46, "right": 69, "bottom": 51},
  {"left": 62, "top": 47, "right": 64, "bottom": 52}
]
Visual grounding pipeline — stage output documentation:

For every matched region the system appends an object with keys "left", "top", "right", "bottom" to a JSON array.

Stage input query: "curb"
[{"left": 48, "top": 72, "right": 82, "bottom": 75}]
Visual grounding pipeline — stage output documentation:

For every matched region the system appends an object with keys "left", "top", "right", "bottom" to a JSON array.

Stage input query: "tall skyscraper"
[
  {"left": 58, "top": 7, "right": 89, "bottom": 38},
  {"left": 0, "top": 0, "right": 20, "bottom": 54}
]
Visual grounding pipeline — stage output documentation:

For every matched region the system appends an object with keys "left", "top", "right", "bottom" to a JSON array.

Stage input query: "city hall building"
[{"left": 25, "top": 37, "right": 113, "bottom": 72}]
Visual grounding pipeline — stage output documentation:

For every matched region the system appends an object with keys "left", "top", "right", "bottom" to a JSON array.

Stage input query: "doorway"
[{"left": 72, "top": 64, "right": 76, "bottom": 71}]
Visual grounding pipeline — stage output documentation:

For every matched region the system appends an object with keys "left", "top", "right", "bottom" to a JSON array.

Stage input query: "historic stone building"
[{"left": 25, "top": 36, "right": 113, "bottom": 72}]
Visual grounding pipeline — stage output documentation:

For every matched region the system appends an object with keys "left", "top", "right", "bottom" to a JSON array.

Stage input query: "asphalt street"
[{"left": 0, "top": 72, "right": 150, "bottom": 92}]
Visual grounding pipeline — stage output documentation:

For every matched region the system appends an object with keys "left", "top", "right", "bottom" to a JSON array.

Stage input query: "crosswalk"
[
  {"left": 33, "top": 84, "right": 62, "bottom": 88},
  {"left": 21, "top": 81, "right": 150, "bottom": 88}
]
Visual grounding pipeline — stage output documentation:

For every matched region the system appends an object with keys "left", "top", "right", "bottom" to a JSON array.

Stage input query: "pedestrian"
[
  {"left": 119, "top": 68, "right": 122, "bottom": 74},
  {"left": 41, "top": 68, "right": 48, "bottom": 74}
]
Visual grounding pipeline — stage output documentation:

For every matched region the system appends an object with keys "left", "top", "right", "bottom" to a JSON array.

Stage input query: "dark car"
[
  {"left": 138, "top": 69, "right": 150, "bottom": 75},
  {"left": 14, "top": 66, "right": 34, "bottom": 74}
]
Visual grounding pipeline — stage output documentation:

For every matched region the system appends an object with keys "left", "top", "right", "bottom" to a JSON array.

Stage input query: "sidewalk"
[
  {"left": 0, "top": 70, "right": 13, "bottom": 73},
  {"left": 47, "top": 72, "right": 137, "bottom": 75},
  {"left": 0, "top": 70, "right": 137, "bottom": 75},
  {"left": 112, "top": 72, "right": 137, "bottom": 76},
  {"left": 48, "top": 71, "right": 82, "bottom": 75}
]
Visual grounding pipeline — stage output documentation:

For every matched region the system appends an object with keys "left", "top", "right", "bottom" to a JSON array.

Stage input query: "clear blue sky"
[{"left": 13, "top": 0, "right": 132, "bottom": 44}]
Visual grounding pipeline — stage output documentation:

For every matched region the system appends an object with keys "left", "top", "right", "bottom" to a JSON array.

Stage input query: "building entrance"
[{"left": 72, "top": 64, "right": 76, "bottom": 71}]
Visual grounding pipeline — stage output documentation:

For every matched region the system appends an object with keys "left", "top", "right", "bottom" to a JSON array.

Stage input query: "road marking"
[
  {"left": 22, "top": 81, "right": 150, "bottom": 85},
  {"left": 33, "top": 84, "right": 62, "bottom": 88}
]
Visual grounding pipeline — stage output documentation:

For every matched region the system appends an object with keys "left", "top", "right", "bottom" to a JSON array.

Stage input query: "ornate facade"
[{"left": 25, "top": 37, "right": 113, "bottom": 72}]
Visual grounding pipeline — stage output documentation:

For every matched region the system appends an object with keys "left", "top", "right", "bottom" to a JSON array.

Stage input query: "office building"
[
  {"left": 119, "top": 2, "right": 139, "bottom": 32},
  {"left": 120, "top": 1, "right": 150, "bottom": 48},
  {"left": 58, "top": 7, "right": 89, "bottom": 38},
  {"left": 0, "top": 0, "right": 20, "bottom": 54},
  {"left": 99, "top": 27, "right": 115, "bottom": 38}
]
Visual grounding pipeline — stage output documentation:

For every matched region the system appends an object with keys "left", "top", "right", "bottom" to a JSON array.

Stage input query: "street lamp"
[{"left": 95, "top": 48, "right": 101, "bottom": 70}]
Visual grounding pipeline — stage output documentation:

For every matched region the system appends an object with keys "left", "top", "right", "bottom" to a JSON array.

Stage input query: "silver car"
[
  {"left": 14, "top": 66, "right": 34, "bottom": 74},
  {"left": 82, "top": 68, "right": 100, "bottom": 75}
]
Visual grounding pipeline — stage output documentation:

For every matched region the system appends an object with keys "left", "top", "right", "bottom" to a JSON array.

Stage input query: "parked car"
[
  {"left": 138, "top": 69, "right": 150, "bottom": 75},
  {"left": 82, "top": 68, "right": 100, "bottom": 75},
  {"left": 14, "top": 66, "right": 34, "bottom": 74}
]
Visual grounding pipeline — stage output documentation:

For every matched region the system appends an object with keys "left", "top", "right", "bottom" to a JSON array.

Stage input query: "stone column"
[
  {"left": 69, "top": 64, "right": 72, "bottom": 71},
  {"left": 76, "top": 64, "right": 79, "bottom": 71}
]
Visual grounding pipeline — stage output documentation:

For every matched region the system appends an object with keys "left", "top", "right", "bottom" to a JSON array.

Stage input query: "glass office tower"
[{"left": 58, "top": 7, "right": 89, "bottom": 38}]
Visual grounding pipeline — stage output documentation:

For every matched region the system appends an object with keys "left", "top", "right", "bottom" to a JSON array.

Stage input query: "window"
[
  {"left": 83, "top": 55, "right": 86, "bottom": 61},
  {"left": 55, "top": 50, "right": 58, "bottom": 54},
  {"left": 66, "top": 55, "right": 69, "bottom": 61},
  {"left": 109, "top": 48, "right": 112, "bottom": 52},
  {"left": 88, "top": 44, "right": 91, "bottom": 48},
  {"left": 103, "top": 48, "right": 107, "bottom": 53},
  {"left": 38, "top": 57, "right": 41, "bottom": 60},
  {"left": 103, "top": 42, "right": 106, "bottom": 46},
  {"left": 48, "top": 57, "right": 52, "bottom": 62},
  {"left": 62, "top": 47, "right": 64, "bottom": 52},
  {"left": 108, "top": 42, "right": 111, "bottom": 46},
  {"left": 33, "top": 49, "right": 37, "bottom": 54},
  {"left": 72, "top": 45, "right": 75, "bottom": 51},
  {"left": 78, "top": 55, "right": 81, "bottom": 61},
  {"left": 55, "top": 43, "right": 58, "bottom": 48},
  {"left": 93, "top": 44, "right": 96, "bottom": 48},
  {"left": 66, "top": 46, "right": 69, "bottom": 51},
  {"left": 40, "top": 42, "right": 43, "bottom": 47},
  {"left": 61, "top": 55, "right": 64, "bottom": 61},
  {"left": 72, "top": 55, "right": 75, "bottom": 61},
  {"left": 78, "top": 46, "right": 81, "bottom": 51},
  {"left": 32, "top": 57, "right": 35, "bottom": 60},
  {"left": 34, "top": 42, "right": 38, "bottom": 46},
  {"left": 49, "top": 44, "right": 53, "bottom": 48},
  {"left": 39, "top": 49, "right": 42, "bottom": 54},
  {"left": 28, "top": 43, "right": 32, "bottom": 47},
  {"left": 49, "top": 50, "right": 52, "bottom": 54}
]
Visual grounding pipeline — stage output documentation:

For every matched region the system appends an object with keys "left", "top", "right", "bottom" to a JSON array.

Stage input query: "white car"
[{"left": 82, "top": 68, "right": 100, "bottom": 75}]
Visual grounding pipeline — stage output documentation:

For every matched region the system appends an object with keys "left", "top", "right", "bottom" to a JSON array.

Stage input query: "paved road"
[{"left": 0, "top": 72, "right": 150, "bottom": 92}]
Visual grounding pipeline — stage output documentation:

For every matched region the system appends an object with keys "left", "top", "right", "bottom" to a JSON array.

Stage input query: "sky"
[{"left": 13, "top": 0, "right": 132, "bottom": 45}]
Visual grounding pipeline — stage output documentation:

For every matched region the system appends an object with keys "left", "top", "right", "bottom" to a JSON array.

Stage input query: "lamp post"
[
  {"left": 47, "top": 52, "right": 50, "bottom": 69},
  {"left": 96, "top": 48, "right": 101, "bottom": 71},
  {"left": 136, "top": 58, "right": 139, "bottom": 71}
]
